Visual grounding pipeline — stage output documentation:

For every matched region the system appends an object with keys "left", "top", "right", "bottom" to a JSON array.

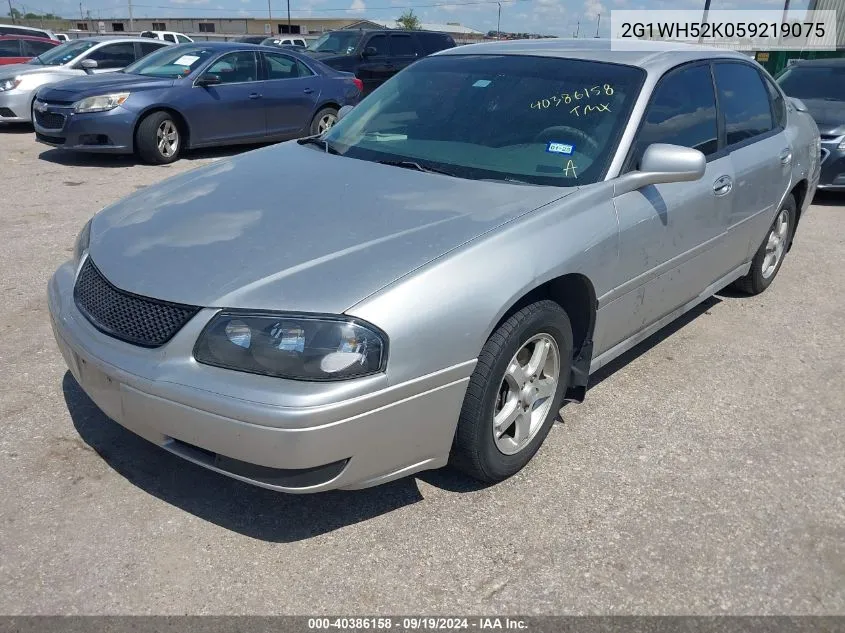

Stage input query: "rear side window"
[
  {"left": 364, "top": 34, "right": 389, "bottom": 56},
  {"left": 633, "top": 64, "right": 718, "bottom": 163},
  {"left": 139, "top": 42, "right": 163, "bottom": 57},
  {"left": 416, "top": 32, "right": 455, "bottom": 55},
  {"left": 176, "top": 35, "right": 192, "bottom": 43},
  {"left": 163, "top": 34, "right": 176, "bottom": 43},
  {"left": 390, "top": 34, "right": 417, "bottom": 57},
  {"left": 713, "top": 62, "right": 774, "bottom": 146},
  {"left": 87, "top": 42, "right": 137, "bottom": 69},
  {"left": 0, "top": 40, "right": 21, "bottom": 56},
  {"left": 23, "top": 39, "right": 57, "bottom": 56}
]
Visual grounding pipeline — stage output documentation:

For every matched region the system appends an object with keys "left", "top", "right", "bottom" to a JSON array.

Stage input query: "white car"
[
  {"left": 0, "top": 36, "right": 170, "bottom": 123},
  {"left": 0, "top": 24, "right": 56, "bottom": 40},
  {"left": 55, "top": 33, "right": 70, "bottom": 42},
  {"left": 139, "top": 30, "right": 193, "bottom": 44},
  {"left": 261, "top": 36, "right": 307, "bottom": 48}
]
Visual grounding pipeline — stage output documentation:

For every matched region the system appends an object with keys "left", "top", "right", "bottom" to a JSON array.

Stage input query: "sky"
[{"left": 15, "top": 0, "right": 815, "bottom": 37}]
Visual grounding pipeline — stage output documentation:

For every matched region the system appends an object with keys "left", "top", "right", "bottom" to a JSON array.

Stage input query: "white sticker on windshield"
[
  {"left": 473, "top": 79, "right": 491, "bottom": 87},
  {"left": 174, "top": 54, "right": 200, "bottom": 66},
  {"left": 546, "top": 141, "right": 575, "bottom": 155}
]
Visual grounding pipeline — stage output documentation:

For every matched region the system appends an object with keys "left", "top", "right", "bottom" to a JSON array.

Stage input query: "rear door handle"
[
  {"left": 780, "top": 148, "right": 793, "bottom": 165},
  {"left": 713, "top": 175, "right": 733, "bottom": 196},
  {"left": 248, "top": 92, "right": 262, "bottom": 100},
  {"left": 303, "top": 88, "right": 314, "bottom": 94}
]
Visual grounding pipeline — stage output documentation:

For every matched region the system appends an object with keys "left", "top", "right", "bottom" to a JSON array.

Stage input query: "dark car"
[
  {"left": 777, "top": 58, "right": 845, "bottom": 190},
  {"left": 0, "top": 35, "right": 59, "bottom": 66},
  {"left": 32, "top": 42, "right": 362, "bottom": 163},
  {"left": 304, "top": 29, "right": 455, "bottom": 95}
]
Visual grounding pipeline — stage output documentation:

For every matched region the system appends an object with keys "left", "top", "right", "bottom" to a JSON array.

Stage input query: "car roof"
[
  {"left": 436, "top": 38, "right": 750, "bottom": 72},
  {"left": 76, "top": 36, "right": 171, "bottom": 43},
  {"left": 0, "top": 34, "right": 57, "bottom": 41},
  {"left": 787, "top": 57, "right": 845, "bottom": 67}
]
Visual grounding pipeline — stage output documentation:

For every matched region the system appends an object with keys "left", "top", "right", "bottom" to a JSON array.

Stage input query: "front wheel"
[
  {"left": 135, "top": 111, "right": 182, "bottom": 164},
  {"left": 734, "top": 194, "right": 796, "bottom": 295},
  {"left": 449, "top": 300, "right": 572, "bottom": 483}
]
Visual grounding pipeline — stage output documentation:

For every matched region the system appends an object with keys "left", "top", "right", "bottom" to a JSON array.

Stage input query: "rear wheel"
[
  {"left": 135, "top": 111, "right": 182, "bottom": 164},
  {"left": 449, "top": 300, "right": 572, "bottom": 483},
  {"left": 310, "top": 107, "right": 338, "bottom": 136},
  {"left": 734, "top": 194, "right": 796, "bottom": 295}
]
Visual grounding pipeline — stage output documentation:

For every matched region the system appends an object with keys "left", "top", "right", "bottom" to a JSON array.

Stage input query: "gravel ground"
[{"left": 0, "top": 130, "right": 843, "bottom": 615}]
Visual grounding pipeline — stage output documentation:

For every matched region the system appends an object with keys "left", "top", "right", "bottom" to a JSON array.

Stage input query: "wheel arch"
[
  {"left": 133, "top": 106, "right": 192, "bottom": 150},
  {"left": 788, "top": 178, "right": 809, "bottom": 247},
  {"left": 487, "top": 273, "right": 597, "bottom": 403}
]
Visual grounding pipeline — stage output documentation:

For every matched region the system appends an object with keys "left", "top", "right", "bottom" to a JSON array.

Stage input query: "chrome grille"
[{"left": 73, "top": 258, "right": 200, "bottom": 347}]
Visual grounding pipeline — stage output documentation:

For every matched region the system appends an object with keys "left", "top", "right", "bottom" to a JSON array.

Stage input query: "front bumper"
[
  {"left": 48, "top": 260, "right": 473, "bottom": 492},
  {"left": 0, "top": 88, "right": 34, "bottom": 122},
  {"left": 33, "top": 100, "right": 135, "bottom": 153},
  {"left": 817, "top": 140, "right": 845, "bottom": 190}
]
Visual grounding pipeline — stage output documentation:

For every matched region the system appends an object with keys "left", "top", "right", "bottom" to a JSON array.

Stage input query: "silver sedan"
[{"left": 49, "top": 40, "right": 820, "bottom": 493}]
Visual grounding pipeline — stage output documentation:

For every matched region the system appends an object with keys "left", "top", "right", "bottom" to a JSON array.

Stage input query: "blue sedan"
[{"left": 32, "top": 42, "right": 363, "bottom": 163}]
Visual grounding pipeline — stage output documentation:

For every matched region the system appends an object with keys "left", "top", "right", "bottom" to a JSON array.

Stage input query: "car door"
[
  {"left": 602, "top": 62, "right": 735, "bottom": 351},
  {"left": 388, "top": 33, "right": 418, "bottom": 74},
  {"left": 261, "top": 52, "right": 321, "bottom": 137},
  {"left": 80, "top": 42, "right": 137, "bottom": 73},
  {"left": 712, "top": 61, "right": 791, "bottom": 268},
  {"left": 189, "top": 51, "right": 266, "bottom": 145},
  {"left": 356, "top": 33, "right": 392, "bottom": 95}
]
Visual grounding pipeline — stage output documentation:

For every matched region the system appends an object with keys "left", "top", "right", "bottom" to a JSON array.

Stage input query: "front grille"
[
  {"left": 74, "top": 258, "right": 200, "bottom": 347},
  {"left": 34, "top": 109, "right": 65, "bottom": 130}
]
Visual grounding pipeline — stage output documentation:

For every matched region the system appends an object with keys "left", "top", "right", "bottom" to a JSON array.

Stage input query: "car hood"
[
  {"left": 39, "top": 73, "right": 173, "bottom": 100},
  {"left": 88, "top": 142, "right": 575, "bottom": 314},
  {"left": 0, "top": 62, "right": 69, "bottom": 78},
  {"left": 800, "top": 98, "right": 845, "bottom": 136}
]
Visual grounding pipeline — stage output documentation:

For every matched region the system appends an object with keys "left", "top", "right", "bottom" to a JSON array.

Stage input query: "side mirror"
[
  {"left": 789, "top": 96, "right": 808, "bottom": 112},
  {"left": 362, "top": 46, "right": 378, "bottom": 57},
  {"left": 196, "top": 73, "right": 222, "bottom": 87},
  {"left": 614, "top": 143, "right": 706, "bottom": 196},
  {"left": 80, "top": 58, "right": 98, "bottom": 74},
  {"left": 337, "top": 104, "right": 354, "bottom": 121}
]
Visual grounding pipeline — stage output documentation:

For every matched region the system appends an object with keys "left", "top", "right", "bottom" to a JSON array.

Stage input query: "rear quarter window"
[{"left": 417, "top": 32, "right": 454, "bottom": 55}]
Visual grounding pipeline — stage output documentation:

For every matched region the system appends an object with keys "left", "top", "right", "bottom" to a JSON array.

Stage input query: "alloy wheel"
[
  {"left": 761, "top": 208, "right": 789, "bottom": 279},
  {"left": 156, "top": 120, "right": 179, "bottom": 158},
  {"left": 317, "top": 113, "right": 337, "bottom": 134}
]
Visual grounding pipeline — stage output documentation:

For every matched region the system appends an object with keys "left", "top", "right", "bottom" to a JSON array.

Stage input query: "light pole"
[
  {"left": 287, "top": 0, "right": 291, "bottom": 31},
  {"left": 497, "top": 2, "right": 501, "bottom": 39}
]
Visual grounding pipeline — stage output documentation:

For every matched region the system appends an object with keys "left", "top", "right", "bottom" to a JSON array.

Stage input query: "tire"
[
  {"left": 449, "top": 300, "right": 573, "bottom": 483},
  {"left": 135, "top": 111, "right": 182, "bottom": 164},
  {"left": 309, "top": 107, "right": 338, "bottom": 136},
  {"left": 734, "top": 194, "right": 796, "bottom": 295}
]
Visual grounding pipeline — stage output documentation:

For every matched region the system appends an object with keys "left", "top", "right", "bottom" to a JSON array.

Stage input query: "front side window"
[
  {"left": 323, "top": 54, "right": 644, "bottom": 186},
  {"left": 123, "top": 45, "right": 216, "bottom": 78},
  {"left": 28, "top": 39, "right": 95, "bottom": 66},
  {"left": 86, "top": 42, "right": 136, "bottom": 69},
  {"left": 714, "top": 62, "right": 774, "bottom": 146},
  {"left": 176, "top": 34, "right": 191, "bottom": 43},
  {"left": 205, "top": 51, "right": 258, "bottom": 84},
  {"left": 777, "top": 63, "right": 845, "bottom": 102},
  {"left": 632, "top": 64, "right": 718, "bottom": 164},
  {"left": 306, "top": 31, "right": 361, "bottom": 55}
]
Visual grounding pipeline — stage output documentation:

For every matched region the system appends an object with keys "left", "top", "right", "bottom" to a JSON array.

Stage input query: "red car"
[{"left": 0, "top": 35, "right": 59, "bottom": 66}]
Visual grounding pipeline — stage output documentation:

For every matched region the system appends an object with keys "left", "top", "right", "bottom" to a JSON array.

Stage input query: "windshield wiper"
[
  {"left": 298, "top": 136, "right": 340, "bottom": 155},
  {"left": 376, "top": 160, "right": 456, "bottom": 177}
]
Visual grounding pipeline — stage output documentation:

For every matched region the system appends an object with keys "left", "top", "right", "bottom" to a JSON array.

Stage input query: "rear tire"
[
  {"left": 734, "top": 194, "right": 796, "bottom": 295},
  {"left": 309, "top": 107, "right": 338, "bottom": 136},
  {"left": 135, "top": 111, "right": 182, "bottom": 164},
  {"left": 449, "top": 300, "right": 572, "bottom": 483}
]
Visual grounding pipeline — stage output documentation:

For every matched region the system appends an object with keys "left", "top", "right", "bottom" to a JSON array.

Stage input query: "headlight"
[
  {"left": 73, "top": 92, "right": 130, "bottom": 113},
  {"left": 837, "top": 139, "right": 845, "bottom": 151},
  {"left": 0, "top": 77, "right": 22, "bottom": 92},
  {"left": 194, "top": 313, "right": 388, "bottom": 381},
  {"left": 72, "top": 219, "right": 92, "bottom": 264}
]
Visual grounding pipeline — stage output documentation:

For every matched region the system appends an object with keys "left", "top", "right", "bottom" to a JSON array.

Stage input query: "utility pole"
[
  {"left": 574, "top": 19, "right": 580, "bottom": 37},
  {"left": 79, "top": 1, "right": 83, "bottom": 21},
  {"left": 497, "top": 1, "right": 501, "bottom": 39},
  {"left": 267, "top": 0, "right": 271, "bottom": 20},
  {"left": 699, "top": 0, "right": 711, "bottom": 42},
  {"left": 287, "top": 0, "right": 290, "bottom": 32},
  {"left": 7, "top": 0, "right": 16, "bottom": 23},
  {"left": 128, "top": 0, "right": 134, "bottom": 31},
  {"left": 778, "top": 0, "right": 790, "bottom": 43},
  {"left": 595, "top": 13, "right": 600, "bottom": 37}
]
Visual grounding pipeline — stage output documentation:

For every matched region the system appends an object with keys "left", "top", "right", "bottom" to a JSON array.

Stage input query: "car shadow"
[
  {"left": 0, "top": 122, "right": 34, "bottom": 134},
  {"left": 38, "top": 143, "right": 271, "bottom": 168},
  {"left": 63, "top": 372, "right": 424, "bottom": 542},
  {"left": 811, "top": 190, "right": 845, "bottom": 207},
  {"left": 62, "top": 296, "right": 724, "bottom": 535}
]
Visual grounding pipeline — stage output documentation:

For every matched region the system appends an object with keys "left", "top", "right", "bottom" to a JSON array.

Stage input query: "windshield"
[
  {"left": 122, "top": 45, "right": 217, "bottom": 78},
  {"left": 777, "top": 65, "right": 845, "bottom": 102},
  {"left": 307, "top": 31, "right": 361, "bottom": 54},
  {"left": 29, "top": 40, "right": 94, "bottom": 66},
  {"left": 322, "top": 54, "right": 644, "bottom": 186}
]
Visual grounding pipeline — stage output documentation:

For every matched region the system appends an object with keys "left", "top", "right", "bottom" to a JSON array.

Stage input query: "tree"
[
  {"left": 396, "top": 9, "right": 421, "bottom": 30},
  {"left": 8, "top": 7, "right": 22, "bottom": 19}
]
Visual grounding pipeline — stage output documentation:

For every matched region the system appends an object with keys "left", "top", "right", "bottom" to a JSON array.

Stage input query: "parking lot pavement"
[{"left": 0, "top": 129, "right": 843, "bottom": 616}]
